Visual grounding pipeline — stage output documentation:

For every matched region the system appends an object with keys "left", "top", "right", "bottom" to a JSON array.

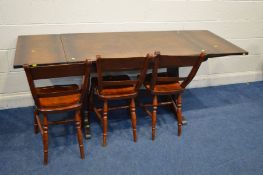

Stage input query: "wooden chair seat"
[
  {"left": 98, "top": 86, "right": 136, "bottom": 98},
  {"left": 92, "top": 75, "right": 137, "bottom": 99},
  {"left": 144, "top": 74, "right": 183, "bottom": 95},
  {"left": 37, "top": 85, "right": 81, "bottom": 108}
]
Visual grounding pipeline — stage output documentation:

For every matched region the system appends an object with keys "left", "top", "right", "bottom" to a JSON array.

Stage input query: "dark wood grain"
[
  {"left": 14, "top": 35, "right": 66, "bottom": 68},
  {"left": 14, "top": 31, "right": 248, "bottom": 68},
  {"left": 61, "top": 30, "right": 248, "bottom": 63},
  {"left": 179, "top": 30, "right": 248, "bottom": 57}
]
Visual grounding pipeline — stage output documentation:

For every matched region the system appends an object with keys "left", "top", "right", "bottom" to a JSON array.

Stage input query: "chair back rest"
[
  {"left": 23, "top": 60, "right": 92, "bottom": 107},
  {"left": 151, "top": 51, "right": 207, "bottom": 89},
  {"left": 96, "top": 55, "right": 152, "bottom": 92}
]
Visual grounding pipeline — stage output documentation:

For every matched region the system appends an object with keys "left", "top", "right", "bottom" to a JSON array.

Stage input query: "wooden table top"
[
  {"left": 14, "top": 34, "right": 65, "bottom": 68},
  {"left": 14, "top": 30, "right": 248, "bottom": 68}
]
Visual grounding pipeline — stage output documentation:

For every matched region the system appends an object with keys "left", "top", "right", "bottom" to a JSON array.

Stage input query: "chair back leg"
[
  {"left": 43, "top": 114, "right": 49, "bottom": 165},
  {"left": 102, "top": 100, "right": 108, "bottom": 146},
  {"left": 75, "top": 110, "right": 85, "bottom": 159},
  {"left": 152, "top": 95, "right": 158, "bottom": 140},
  {"left": 130, "top": 98, "right": 137, "bottom": 142},
  {"left": 34, "top": 109, "right": 39, "bottom": 134},
  {"left": 176, "top": 95, "right": 183, "bottom": 136}
]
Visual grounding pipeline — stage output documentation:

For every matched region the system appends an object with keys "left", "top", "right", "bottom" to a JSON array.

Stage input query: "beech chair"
[
  {"left": 142, "top": 51, "right": 207, "bottom": 140},
  {"left": 23, "top": 60, "right": 91, "bottom": 165},
  {"left": 89, "top": 55, "right": 151, "bottom": 146}
]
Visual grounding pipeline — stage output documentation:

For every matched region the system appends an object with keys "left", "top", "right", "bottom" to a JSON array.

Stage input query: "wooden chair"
[
  {"left": 23, "top": 60, "right": 91, "bottom": 165},
  {"left": 89, "top": 55, "right": 151, "bottom": 146},
  {"left": 142, "top": 51, "right": 207, "bottom": 140}
]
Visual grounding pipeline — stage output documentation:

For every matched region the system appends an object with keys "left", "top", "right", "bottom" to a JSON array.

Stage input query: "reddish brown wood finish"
[
  {"left": 62, "top": 30, "right": 247, "bottom": 63},
  {"left": 23, "top": 60, "right": 91, "bottom": 165},
  {"left": 142, "top": 52, "right": 207, "bottom": 140},
  {"left": 14, "top": 31, "right": 248, "bottom": 68},
  {"left": 14, "top": 31, "right": 248, "bottom": 142},
  {"left": 14, "top": 35, "right": 65, "bottom": 68},
  {"left": 90, "top": 55, "right": 151, "bottom": 146}
]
